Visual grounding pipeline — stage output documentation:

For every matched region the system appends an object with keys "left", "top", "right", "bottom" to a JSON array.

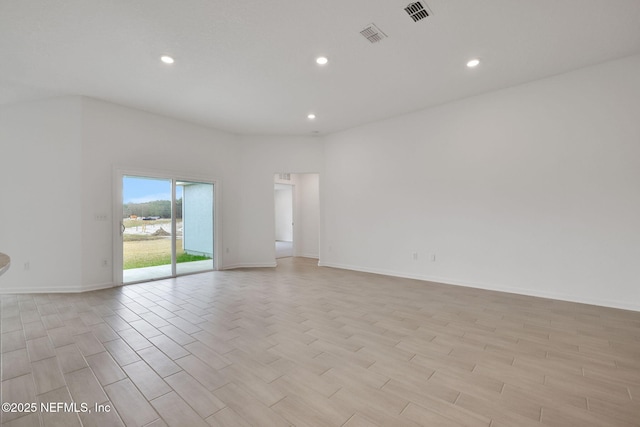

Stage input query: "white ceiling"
[{"left": 2, "top": 0, "right": 640, "bottom": 135}]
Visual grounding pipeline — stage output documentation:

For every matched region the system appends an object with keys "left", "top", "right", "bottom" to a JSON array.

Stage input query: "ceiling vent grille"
[
  {"left": 405, "top": 2, "right": 430, "bottom": 22},
  {"left": 360, "top": 23, "right": 387, "bottom": 43}
]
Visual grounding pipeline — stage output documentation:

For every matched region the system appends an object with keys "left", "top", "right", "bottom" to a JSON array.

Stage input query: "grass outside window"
[{"left": 123, "top": 224, "right": 210, "bottom": 269}]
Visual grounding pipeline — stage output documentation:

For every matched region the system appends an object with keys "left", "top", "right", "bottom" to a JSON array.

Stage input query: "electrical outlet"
[
  {"left": 101, "top": 259, "right": 109, "bottom": 268},
  {"left": 430, "top": 253, "right": 436, "bottom": 262},
  {"left": 412, "top": 252, "right": 418, "bottom": 261},
  {"left": 225, "top": 247, "right": 230, "bottom": 253},
  {"left": 24, "top": 261, "right": 30, "bottom": 271},
  {"left": 95, "top": 214, "right": 108, "bottom": 221}
]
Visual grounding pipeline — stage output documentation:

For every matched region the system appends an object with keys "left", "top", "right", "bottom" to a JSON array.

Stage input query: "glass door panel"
[
  {"left": 176, "top": 181, "right": 214, "bottom": 276},
  {"left": 122, "top": 176, "right": 174, "bottom": 283}
]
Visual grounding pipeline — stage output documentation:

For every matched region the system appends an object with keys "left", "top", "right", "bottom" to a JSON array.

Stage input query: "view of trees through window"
[{"left": 123, "top": 199, "right": 182, "bottom": 219}]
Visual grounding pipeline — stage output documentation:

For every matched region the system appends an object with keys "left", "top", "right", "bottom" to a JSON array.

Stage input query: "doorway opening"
[{"left": 274, "top": 173, "right": 320, "bottom": 261}]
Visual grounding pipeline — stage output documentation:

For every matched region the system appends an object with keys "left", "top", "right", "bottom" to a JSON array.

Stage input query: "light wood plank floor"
[{"left": 1, "top": 257, "right": 639, "bottom": 426}]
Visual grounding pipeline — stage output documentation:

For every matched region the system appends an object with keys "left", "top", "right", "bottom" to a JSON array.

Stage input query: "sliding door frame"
[{"left": 112, "top": 166, "right": 221, "bottom": 286}]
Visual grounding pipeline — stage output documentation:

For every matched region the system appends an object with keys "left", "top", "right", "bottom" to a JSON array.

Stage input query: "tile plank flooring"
[{"left": 1, "top": 257, "right": 639, "bottom": 426}]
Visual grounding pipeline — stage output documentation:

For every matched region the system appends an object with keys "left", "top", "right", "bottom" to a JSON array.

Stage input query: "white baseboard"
[
  {"left": 83, "top": 282, "right": 118, "bottom": 292},
  {"left": 4, "top": 262, "right": 637, "bottom": 313},
  {"left": 222, "top": 262, "right": 277, "bottom": 270},
  {"left": 0, "top": 281, "right": 115, "bottom": 294},
  {"left": 318, "top": 262, "right": 640, "bottom": 312}
]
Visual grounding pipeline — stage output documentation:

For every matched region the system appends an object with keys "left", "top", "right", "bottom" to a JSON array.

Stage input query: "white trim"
[
  {"left": 291, "top": 183, "right": 296, "bottom": 258},
  {"left": 171, "top": 178, "right": 177, "bottom": 276},
  {"left": 274, "top": 181, "right": 295, "bottom": 259},
  {"left": 0, "top": 282, "right": 115, "bottom": 294},
  {"left": 223, "top": 262, "right": 277, "bottom": 270},
  {"left": 318, "top": 262, "right": 640, "bottom": 312}
]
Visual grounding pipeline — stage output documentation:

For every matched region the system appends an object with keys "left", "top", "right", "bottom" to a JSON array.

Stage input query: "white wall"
[
  {"left": 0, "top": 98, "right": 324, "bottom": 291},
  {"left": 1, "top": 97, "right": 242, "bottom": 291},
  {"left": 80, "top": 98, "right": 242, "bottom": 286},
  {"left": 321, "top": 54, "right": 640, "bottom": 311},
  {"left": 3, "top": 56, "right": 638, "bottom": 312},
  {"left": 234, "top": 136, "right": 323, "bottom": 268},
  {"left": 0, "top": 97, "right": 84, "bottom": 292}
]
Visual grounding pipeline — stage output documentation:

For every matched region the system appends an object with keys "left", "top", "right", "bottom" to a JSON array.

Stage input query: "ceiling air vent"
[
  {"left": 360, "top": 23, "right": 387, "bottom": 43},
  {"left": 405, "top": 2, "right": 430, "bottom": 22}
]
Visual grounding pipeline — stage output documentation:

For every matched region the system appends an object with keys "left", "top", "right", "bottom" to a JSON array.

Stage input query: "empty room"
[{"left": 1, "top": 1, "right": 639, "bottom": 426}]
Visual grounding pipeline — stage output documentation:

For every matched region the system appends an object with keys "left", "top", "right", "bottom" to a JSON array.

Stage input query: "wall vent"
[
  {"left": 405, "top": 2, "right": 430, "bottom": 22},
  {"left": 360, "top": 23, "right": 387, "bottom": 43}
]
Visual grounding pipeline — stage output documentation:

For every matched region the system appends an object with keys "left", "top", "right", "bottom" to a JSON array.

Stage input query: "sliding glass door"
[
  {"left": 122, "top": 176, "right": 174, "bottom": 283},
  {"left": 118, "top": 172, "right": 215, "bottom": 284}
]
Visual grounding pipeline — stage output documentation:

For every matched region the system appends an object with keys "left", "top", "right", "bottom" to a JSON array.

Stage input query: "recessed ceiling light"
[
  {"left": 316, "top": 56, "right": 328, "bottom": 65},
  {"left": 307, "top": 113, "right": 316, "bottom": 120},
  {"left": 467, "top": 58, "right": 480, "bottom": 68},
  {"left": 160, "top": 55, "right": 175, "bottom": 64}
]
